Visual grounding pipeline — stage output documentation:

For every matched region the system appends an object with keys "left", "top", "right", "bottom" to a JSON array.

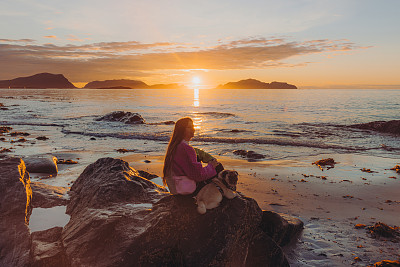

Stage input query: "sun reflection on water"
[{"left": 193, "top": 88, "right": 199, "bottom": 107}]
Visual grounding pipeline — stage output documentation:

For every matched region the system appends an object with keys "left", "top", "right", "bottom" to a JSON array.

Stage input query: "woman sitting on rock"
[{"left": 163, "top": 117, "right": 221, "bottom": 195}]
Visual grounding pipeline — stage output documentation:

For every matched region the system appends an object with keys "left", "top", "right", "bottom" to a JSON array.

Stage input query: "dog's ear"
[{"left": 219, "top": 170, "right": 228, "bottom": 179}]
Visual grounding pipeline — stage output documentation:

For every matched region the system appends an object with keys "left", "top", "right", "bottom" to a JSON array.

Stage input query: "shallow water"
[{"left": 1, "top": 88, "right": 399, "bottom": 162}]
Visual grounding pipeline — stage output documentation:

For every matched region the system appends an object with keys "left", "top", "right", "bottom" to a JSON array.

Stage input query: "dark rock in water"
[
  {"left": 90, "top": 137, "right": 96, "bottom": 140},
  {"left": 0, "top": 157, "right": 32, "bottom": 267},
  {"left": 233, "top": 149, "right": 266, "bottom": 160},
  {"left": 349, "top": 120, "right": 400, "bottom": 135},
  {"left": 30, "top": 182, "right": 69, "bottom": 208},
  {"left": 36, "top": 136, "right": 49, "bottom": 141},
  {"left": 116, "top": 148, "right": 137, "bottom": 153},
  {"left": 57, "top": 159, "right": 78, "bottom": 164},
  {"left": 96, "top": 111, "right": 145, "bottom": 124},
  {"left": 390, "top": 165, "right": 400, "bottom": 173},
  {"left": 0, "top": 148, "right": 12, "bottom": 153},
  {"left": 10, "top": 131, "right": 30, "bottom": 136},
  {"left": 23, "top": 155, "right": 58, "bottom": 174},
  {"left": 260, "top": 210, "right": 304, "bottom": 247},
  {"left": 31, "top": 227, "right": 70, "bottom": 267}
]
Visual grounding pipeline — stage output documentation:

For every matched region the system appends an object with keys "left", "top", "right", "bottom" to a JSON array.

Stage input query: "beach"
[{"left": 1, "top": 88, "right": 400, "bottom": 266}]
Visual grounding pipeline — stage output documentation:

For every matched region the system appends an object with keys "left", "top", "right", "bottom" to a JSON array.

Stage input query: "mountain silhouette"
[
  {"left": 216, "top": 79, "right": 297, "bottom": 89},
  {"left": 0, "top": 73, "right": 76, "bottom": 89}
]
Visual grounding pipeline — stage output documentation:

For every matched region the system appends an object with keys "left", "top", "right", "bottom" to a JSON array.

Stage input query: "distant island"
[
  {"left": 84, "top": 79, "right": 187, "bottom": 89},
  {"left": 216, "top": 79, "right": 297, "bottom": 89},
  {"left": 0, "top": 74, "right": 296, "bottom": 90},
  {"left": 0, "top": 73, "right": 76, "bottom": 89}
]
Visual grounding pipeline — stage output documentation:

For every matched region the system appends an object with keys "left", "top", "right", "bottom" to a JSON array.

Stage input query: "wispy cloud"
[
  {"left": 0, "top": 37, "right": 365, "bottom": 82},
  {"left": 43, "top": 35, "right": 58, "bottom": 39}
]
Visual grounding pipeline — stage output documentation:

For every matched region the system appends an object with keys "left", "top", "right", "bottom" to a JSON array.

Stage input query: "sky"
[{"left": 1, "top": 0, "right": 399, "bottom": 89}]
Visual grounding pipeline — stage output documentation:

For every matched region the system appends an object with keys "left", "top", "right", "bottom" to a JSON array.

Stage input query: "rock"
[
  {"left": 10, "top": 131, "right": 30, "bottom": 136},
  {"left": 233, "top": 149, "right": 266, "bottom": 160},
  {"left": 31, "top": 227, "right": 69, "bottom": 267},
  {"left": 349, "top": 120, "right": 400, "bottom": 135},
  {"left": 372, "top": 260, "right": 400, "bottom": 267},
  {"left": 57, "top": 159, "right": 78, "bottom": 164},
  {"left": 390, "top": 165, "right": 400, "bottom": 173},
  {"left": 0, "top": 157, "right": 32, "bottom": 267},
  {"left": 0, "top": 148, "right": 12, "bottom": 153},
  {"left": 260, "top": 210, "right": 304, "bottom": 247},
  {"left": 23, "top": 155, "right": 58, "bottom": 174},
  {"left": 30, "top": 182, "right": 69, "bottom": 208},
  {"left": 61, "top": 157, "right": 299, "bottom": 266},
  {"left": 312, "top": 158, "right": 336, "bottom": 170},
  {"left": 36, "top": 136, "right": 49, "bottom": 141},
  {"left": 116, "top": 148, "right": 137, "bottom": 153},
  {"left": 138, "top": 170, "right": 159, "bottom": 180},
  {"left": 96, "top": 111, "right": 145, "bottom": 124},
  {"left": 66, "top": 157, "right": 168, "bottom": 216},
  {"left": 366, "top": 222, "right": 400, "bottom": 239},
  {"left": 0, "top": 126, "right": 13, "bottom": 133}
]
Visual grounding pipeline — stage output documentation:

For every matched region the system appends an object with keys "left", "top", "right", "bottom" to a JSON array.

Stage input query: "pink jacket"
[{"left": 172, "top": 141, "right": 216, "bottom": 182}]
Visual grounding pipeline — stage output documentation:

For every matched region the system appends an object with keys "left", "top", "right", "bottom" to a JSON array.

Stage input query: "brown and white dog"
[{"left": 195, "top": 170, "right": 239, "bottom": 214}]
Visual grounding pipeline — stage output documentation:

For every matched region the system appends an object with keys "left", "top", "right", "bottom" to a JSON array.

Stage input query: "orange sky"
[{"left": 1, "top": 1, "right": 399, "bottom": 89}]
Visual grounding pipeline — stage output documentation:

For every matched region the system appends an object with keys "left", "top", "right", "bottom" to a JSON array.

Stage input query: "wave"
[
  {"left": 61, "top": 129, "right": 366, "bottom": 151},
  {"left": 192, "top": 112, "right": 236, "bottom": 118},
  {"left": 1, "top": 121, "right": 66, "bottom": 127}
]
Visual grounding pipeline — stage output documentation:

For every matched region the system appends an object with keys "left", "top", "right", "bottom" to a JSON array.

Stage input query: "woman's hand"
[{"left": 210, "top": 158, "right": 219, "bottom": 168}]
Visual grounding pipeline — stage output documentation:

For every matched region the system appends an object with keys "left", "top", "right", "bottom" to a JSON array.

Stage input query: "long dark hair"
[{"left": 162, "top": 117, "right": 193, "bottom": 185}]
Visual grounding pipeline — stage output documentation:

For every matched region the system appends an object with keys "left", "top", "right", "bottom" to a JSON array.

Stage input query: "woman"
[{"left": 163, "top": 117, "right": 219, "bottom": 195}]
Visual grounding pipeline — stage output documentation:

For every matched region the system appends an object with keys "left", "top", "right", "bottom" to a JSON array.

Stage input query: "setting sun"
[{"left": 192, "top": 76, "right": 201, "bottom": 85}]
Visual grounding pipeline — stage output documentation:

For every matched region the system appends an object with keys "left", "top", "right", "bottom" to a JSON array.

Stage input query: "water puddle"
[{"left": 29, "top": 206, "right": 70, "bottom": 232}]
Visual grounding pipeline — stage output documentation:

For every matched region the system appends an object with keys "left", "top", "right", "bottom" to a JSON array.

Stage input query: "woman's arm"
[{"left": 173, "top": 142, "right": 217, "bottom": 182}]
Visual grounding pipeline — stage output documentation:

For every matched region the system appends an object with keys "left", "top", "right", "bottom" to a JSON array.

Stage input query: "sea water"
[{"left": 1, "top": 88, "right": 399, "bottom": 162}]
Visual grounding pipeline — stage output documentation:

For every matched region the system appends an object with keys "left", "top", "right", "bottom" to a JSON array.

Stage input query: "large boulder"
[
  {"left": 96, "top": 111, "right": 145, "bottom": 124},
  {"left": 23, "top": 155, "right": 58, "bottom": 174},
  {"left": 0, "top": 157, "right": 32, "bottom": 267},
  {"left": 349, "top": 120, "right": 400, "bottom": 135},
  {"left": 60, "top": 157, "right": 297, "bottom": 266},
  {"left": 0, "top": 157, "right": 302, "bottom": 266},
  {"left": 30, "top": 182, "right": 69, "bottom": 208}
]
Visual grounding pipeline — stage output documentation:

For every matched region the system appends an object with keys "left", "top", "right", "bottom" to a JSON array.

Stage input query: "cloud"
[
  {"left": 0, "top": 37, "right": 364, "bottom": 82},
  {"left": 0, "top": 38, "right": 35, "bottom": 43},
  {"left": 43, "top": 35, "right": 58, "bottom": 39}
]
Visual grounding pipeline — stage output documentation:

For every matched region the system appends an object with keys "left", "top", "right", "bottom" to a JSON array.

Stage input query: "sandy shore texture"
[{"left": 120, "top": 152, "right": 400, "bottom": 266}]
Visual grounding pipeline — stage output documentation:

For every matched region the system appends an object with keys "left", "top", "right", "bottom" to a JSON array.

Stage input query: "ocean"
[{"left": 1, "top": 88, "right": 399, "bottom": 162}]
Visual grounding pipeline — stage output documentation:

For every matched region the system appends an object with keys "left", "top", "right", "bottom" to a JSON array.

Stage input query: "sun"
[{"left": 192, "top": 76, "right": 201, "bottom": 85}]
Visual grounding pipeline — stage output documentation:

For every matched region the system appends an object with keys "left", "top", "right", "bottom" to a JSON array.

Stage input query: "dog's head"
[{"left": 218, "top": 170, "right": 238, "bottom": 190}]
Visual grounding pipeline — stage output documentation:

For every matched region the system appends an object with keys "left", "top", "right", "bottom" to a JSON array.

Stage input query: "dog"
[{"left": 195, "top": 170, "right": 239, "bottom": 214}]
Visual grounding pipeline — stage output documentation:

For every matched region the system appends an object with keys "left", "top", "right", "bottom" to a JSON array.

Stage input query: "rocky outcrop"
[
  {"left": 84, "top": 79, "right": 149, "bottom": 89},
  {"left": 61, "top": 157, "right": 300, "bottom": 266},
  {"left": 30, "top": 182, "right": 69, "bottom": 208},
  {"left": 96, "top": 111, "right": 145, "bottom": 124},
  {"left": 349, "top": 120, "right": 400, "bottom": 135},
  {"left": 0, "top": 157, "right": 32, "bottom": 267},
  {"left": 216, "top": 79, "right": 297, "bottom": 89},
  {"left": 0, "top": 73, "right": 76, "bottom": 89},
  {"left": 23, "top": 155, "right": 58, "bottom": 174},
  {"left": 0, "top": 157, "right": 303, "bottom": 266}
]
